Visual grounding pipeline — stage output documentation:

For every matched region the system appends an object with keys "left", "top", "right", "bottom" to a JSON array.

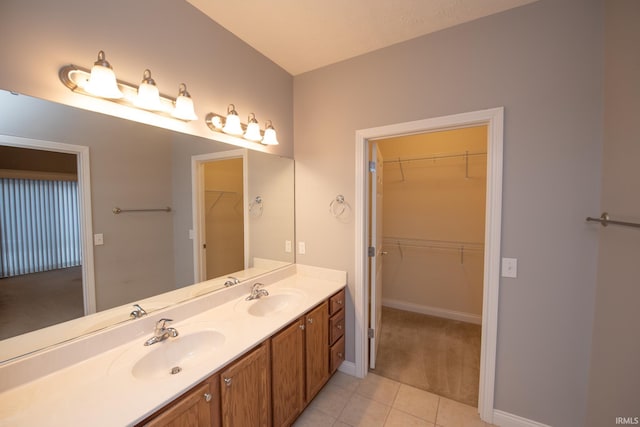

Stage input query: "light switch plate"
[
  {"left": 94, "top": 233, "right": 104, "bottom": 246},
  {"left": 502, "top": 257, "right": 517, "bottom": 278}
]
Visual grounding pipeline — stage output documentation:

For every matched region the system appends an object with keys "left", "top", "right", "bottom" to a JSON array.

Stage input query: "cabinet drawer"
[
  {"left": 329, "top": 289, "right": 345, "bottom": 316},
  {"left": 329, "top": 309, "right": 345, "bottom": 345},
  {"left": 330, "top": 336, "right": 345, "bottom": 374}
]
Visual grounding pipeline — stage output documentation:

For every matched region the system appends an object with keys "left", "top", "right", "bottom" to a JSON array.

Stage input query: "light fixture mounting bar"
[{"left": 205, "top": 112, "right": 259, "bottom": 135}]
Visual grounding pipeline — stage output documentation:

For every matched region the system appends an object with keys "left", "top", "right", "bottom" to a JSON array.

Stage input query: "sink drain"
[{"left": 170, "top": 366, "right": 182, "bottom": 375}]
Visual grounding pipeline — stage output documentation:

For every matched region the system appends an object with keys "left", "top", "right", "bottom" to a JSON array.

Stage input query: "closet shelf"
[
  {"left": 382, "top": 150, "right": 487, "bottom": 164},
  {"left": 382, "top": 236, "right": 484, "bottom": 264}
]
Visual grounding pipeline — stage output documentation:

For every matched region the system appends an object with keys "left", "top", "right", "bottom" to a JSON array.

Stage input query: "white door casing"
[
  {"left": 353, "top": 107, "right": 503, "bottom": 423},
  {"left": 0, "top": 134, "right": 96, "bottom": 315},
  {"left": 191, "top": 149, "right": 248, "bottom": 283},
  {"left": 369, "top": 143, "right": 384, "bottom": 370}
]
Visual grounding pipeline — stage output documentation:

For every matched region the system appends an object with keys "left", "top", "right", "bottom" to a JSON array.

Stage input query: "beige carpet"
[
  {"left": 0, "top": 267, "right": 84, "bottom": 340},
  {"left": 372, "top": 306, "right": 481, "bottom": 407}
]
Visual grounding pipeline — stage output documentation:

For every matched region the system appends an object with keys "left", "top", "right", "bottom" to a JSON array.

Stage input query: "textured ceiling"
[{"left": 186, "top": 0, "right": 538, "bottom": 75}]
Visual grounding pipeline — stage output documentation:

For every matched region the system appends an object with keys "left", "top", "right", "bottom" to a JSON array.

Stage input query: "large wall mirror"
[{"left": 0, "top": 89, "right": 295, "bottom": 362}]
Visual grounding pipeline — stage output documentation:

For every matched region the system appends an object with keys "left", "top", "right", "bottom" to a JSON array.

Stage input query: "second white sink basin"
[
  {"left": 237, "top": 289, "right": 305, "bottom": 317},
  {"left": 125, "top": 330, "right": 225, "bottom": 380}
]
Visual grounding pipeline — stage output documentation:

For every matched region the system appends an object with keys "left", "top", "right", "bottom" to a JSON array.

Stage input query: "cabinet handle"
[
  {"left": 224, "top": 377, "right": 232, "bottom": 387},
  {"left": 338, "top": 352, "right": 343, "bottom": 358},
  {"left": 307, "top": 317, "right": 313, "bottom": 324},
  {"left": 299, "top": 324, "right": 305, "bottom": 330},
  {"left": 337, "top": 324, "right": 342, "bottom": 330},
  {"left": 337, "top": 300, "right": 343, "bottom": 305},
  {"left": 204, "top": 393, "right": 212, "bottom": 402}
]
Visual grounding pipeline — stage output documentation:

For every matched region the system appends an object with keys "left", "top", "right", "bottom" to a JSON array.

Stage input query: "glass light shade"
[
  {"left": 223, "top": 106, "right": 243, "bottom": 136},
  {"left": 85, "top": 64, "right": 123, "bottom": 99},
  {"left": 244, "top": 121, "right": 262, "bottom": 141},
  {"left": 243, "top": 114, "right": 262, "bottom": 142},
  {"left": 172, "top": 83, "right": 197, "bottom": 121},
  {"left": 262, "top": 123, "right": 279, "bottom": 145},
  {"left": 135, "top": 82, "right": 162, "bottom": 110},
  {"left": 172, "top": 95, "right": 197, "bottom": 121}
]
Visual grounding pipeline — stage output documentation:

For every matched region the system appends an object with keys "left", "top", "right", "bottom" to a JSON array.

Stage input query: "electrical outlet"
[
  {"left": 501, "top": 257, "right": 518, "bottom": 278},
  {"left": 285, "top": 240, "right": 292, "bottom": 253},
  {"left": 299, "top": 241, "right": 306, "bottom": 254}
]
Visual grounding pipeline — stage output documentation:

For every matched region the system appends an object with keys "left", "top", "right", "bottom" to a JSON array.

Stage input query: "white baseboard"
[
  {"left": 337, "top": 361, "right": 358, "bottom": 377},
  {"left": 492, "top": 410, "right": 551, "bottom": 427},
  {"left": 382, "top": 298, "right": 482, "bottom": 325}
]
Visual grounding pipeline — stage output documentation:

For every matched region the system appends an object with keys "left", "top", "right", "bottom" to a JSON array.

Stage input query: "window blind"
[{"left": 0, "top": 178, "right": 81, "bottom": 278}]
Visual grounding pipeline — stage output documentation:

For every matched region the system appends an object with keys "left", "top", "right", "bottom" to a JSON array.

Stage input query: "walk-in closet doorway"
[
  {"left": 369, "top": 125, "right": 487, "bottom": 407},
  {"left": 354, "top": 107, "right": 504, "bottom": 422}
]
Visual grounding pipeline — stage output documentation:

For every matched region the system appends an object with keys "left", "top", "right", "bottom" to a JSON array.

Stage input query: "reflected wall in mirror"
[{"left": 0, "top": 89, "right": 294, "bottom": 363}]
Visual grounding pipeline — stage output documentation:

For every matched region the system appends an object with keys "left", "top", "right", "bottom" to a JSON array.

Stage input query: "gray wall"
[
  {"left": 293, "top": 1, "right": 603, "bottom": 425},
  {"left": 587, "top": 1, "right": 640, "bottom": 424}
]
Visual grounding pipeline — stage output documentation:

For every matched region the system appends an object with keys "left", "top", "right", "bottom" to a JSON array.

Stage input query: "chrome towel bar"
[
  {"left": 113, "top": 206, "right": 172, "bottom": 214},
  {"left": 586, "top": 212, "right": 640, "bottom": 229}
]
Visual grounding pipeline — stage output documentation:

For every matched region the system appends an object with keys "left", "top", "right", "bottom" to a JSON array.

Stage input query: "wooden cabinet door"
[
  {"left": 143, "top": 380, "right": 217, "bottom": 427},
  {"left": 305, "top": 301, "right": 329, "bottom": 403},
  {"left": 271, "top": 318, "right": 305, "bottom": 427},
  {"left": 220, "top": 343, "right": 271, "bottom": 427}
]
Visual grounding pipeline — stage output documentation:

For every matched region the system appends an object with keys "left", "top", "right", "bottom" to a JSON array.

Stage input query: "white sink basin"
[
  {"left": 123, "top": 330, "right": 225, "bottom": 380},
  {"left": 237, "top": 289, "right": 305, "bottom": 317}
]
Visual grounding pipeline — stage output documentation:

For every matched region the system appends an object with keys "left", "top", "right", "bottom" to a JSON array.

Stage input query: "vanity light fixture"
[
  {"left": 205, "top": 106, "right": 280, "bottom": 145},
  {"left": 172, "top": 83, "right": 198, "bottom": 121},
  {"left": 59, "top": 50, "right": 198, "bottom": 121},
  {"left": 243, "top": 113, "right": 263, "bottom": 142},
  {"left": 134, "top": 69, "right": 162, "bottom": 111},
  {"left": 83, "top": 50, "right": 123, "bottom": 99},
  {"left": 261, "top": 120, "right": 279, "bottom": 146},
  {"left": 222, "top": 104, "right": 243, "bottom": 136}
]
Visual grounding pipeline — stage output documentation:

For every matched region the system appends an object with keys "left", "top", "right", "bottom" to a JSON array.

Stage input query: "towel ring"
[
  {"left": 329, "top": 195, "right": 346, "bottom": 217},
  {"left": 249, "top": 196, "right": 263, "bottom": 217}
]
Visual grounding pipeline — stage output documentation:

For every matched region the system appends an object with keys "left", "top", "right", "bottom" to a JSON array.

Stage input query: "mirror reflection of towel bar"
[
  {"left": 112, "top": 207, "right": 172, "bottom": 214},
  {"left": 586, "top": 212, "right": 640, "bottom": 229}
]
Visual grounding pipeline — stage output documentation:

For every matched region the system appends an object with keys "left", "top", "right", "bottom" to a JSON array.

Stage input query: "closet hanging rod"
[
  {"left": 113, "top": 207, "right": 171, "bottom": 214},
  {"left": 205, "top": 189, "right": 237, "bottom": 194},
  {"left": 383, "top": 151, "right": 487, "bottom": 164},
  {"left": 383, "top": 236, "right": 484, "bottom": 248},
  {"left": 586, "top": 212, "right": 640, "bottom": 229}
]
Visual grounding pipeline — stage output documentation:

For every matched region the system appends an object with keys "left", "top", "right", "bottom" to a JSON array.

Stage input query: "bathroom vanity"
[{"left": 0, "top": 264, "right": 346, "bottom": 426}]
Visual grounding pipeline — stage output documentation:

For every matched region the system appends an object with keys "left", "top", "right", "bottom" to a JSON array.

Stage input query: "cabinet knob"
[
  {"left": 338, "top": 352, "right": 343, "bottom": 358},
  {"left": 337, "top": 324, "right": 342, "bottom": 330},
  {"left": 307, "top": 317, "right": 313, "bottom": 324},
  {"left": 224, "top": 377, "right": 232, "bottom": 387},
  {"left": 299, "top": 324, "right": 305, "bottom": 330},
  {"left": 337, "top": 300, "right": 343, "bottom": 305},
  {"left": 204, "top": 393, "right": 212, "bottom": 402}
]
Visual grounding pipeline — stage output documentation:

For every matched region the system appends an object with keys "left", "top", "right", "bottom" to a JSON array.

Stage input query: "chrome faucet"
[
  {"left": 224, "top": 276, "right": 241, "bottom": 287},
  {"left": 144, "top": 318, "right": 179, "bottom": 346},
  {"left": 130, "top": 304, "right": 147, "bottom": 319},
  {"left": 246, "top": 283, "right": 269, "bottom": 301}
]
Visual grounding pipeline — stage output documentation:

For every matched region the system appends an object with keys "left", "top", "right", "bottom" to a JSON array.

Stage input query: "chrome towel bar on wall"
[
  {"left": 112, "top": 206, "right": 172, "bottom": 214},
  {"left": 586, "top": 212, "right": 640, "bottom": 229}
]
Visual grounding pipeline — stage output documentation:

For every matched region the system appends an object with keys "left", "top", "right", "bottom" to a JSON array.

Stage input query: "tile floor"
[{"left": 293, "top": 372, "right": 495, "bottom": 427}]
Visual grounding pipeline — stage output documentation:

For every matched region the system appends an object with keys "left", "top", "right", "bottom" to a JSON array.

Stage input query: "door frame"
[
  {"left": 0, "top": 134, "right": 96, "bottom": 314},
  {"left": 353, "top": 107, "right": 503, "bottom": 422},
  {"left": 191, "top": 149, "right": 249, "bottom": 282}
]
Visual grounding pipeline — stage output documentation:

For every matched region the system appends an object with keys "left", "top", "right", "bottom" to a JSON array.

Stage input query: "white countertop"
[{"left": 0, "top": 264, "right": 346, "bottom": 427}]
